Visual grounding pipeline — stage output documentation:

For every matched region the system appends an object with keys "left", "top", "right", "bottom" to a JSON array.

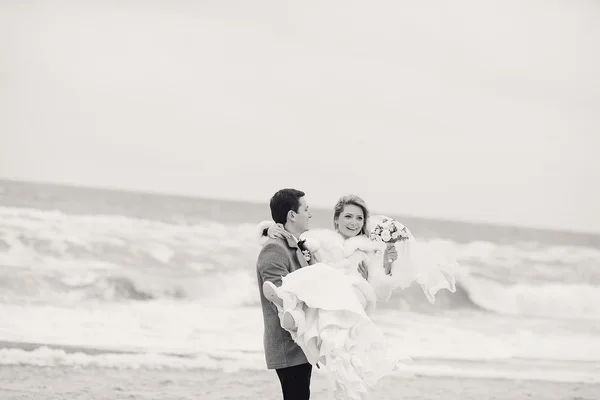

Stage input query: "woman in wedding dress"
[{"left": 257, "top": 195, "right": 457, "bottom": 400}]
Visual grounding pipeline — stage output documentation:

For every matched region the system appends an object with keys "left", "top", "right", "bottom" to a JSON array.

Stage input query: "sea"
[{"left": 0, "top": 179, "right": 599, "bottom": 383}]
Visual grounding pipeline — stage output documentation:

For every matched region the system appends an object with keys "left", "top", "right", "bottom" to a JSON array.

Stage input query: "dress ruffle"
[{"left": 272, "top": 269, "right": 409, "bottom": 399}]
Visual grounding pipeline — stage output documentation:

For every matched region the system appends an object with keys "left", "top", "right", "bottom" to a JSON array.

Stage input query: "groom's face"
[{"left": 292, "top": 196, "right": 311, "bottom": 233}]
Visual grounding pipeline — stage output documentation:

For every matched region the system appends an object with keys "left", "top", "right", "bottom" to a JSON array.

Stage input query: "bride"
[{"left": 256, "top": 194, "right": 457, "bottom": 399}]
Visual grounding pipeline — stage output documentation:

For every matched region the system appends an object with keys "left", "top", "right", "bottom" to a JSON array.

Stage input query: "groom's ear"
[{"left": 287, "top": 210, "right": 296, "bottom": 222}]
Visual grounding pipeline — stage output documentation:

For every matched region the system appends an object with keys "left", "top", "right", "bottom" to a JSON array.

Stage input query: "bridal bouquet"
[
  {"left": 370, "top": 217, "right": 410, "bottom": 244},
  {"left": 370, "top": 217, "right": 410, "bottom": 267}
]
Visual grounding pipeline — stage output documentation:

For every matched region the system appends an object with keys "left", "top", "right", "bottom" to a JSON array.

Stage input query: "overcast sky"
[{"left": 1, "top": 1, "right": 599, "bottom": 233}]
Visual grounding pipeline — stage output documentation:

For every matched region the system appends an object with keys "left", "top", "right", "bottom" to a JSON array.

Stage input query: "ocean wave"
[
  {"left": 1, "top": 205, "right": 600, "bottom": 321},
  {"left": 459, "top": 274, "right": 600, "bottom": 320},
  {"left": 3, "top": 263, "right": 599, "bottom": 323},
  {"left": 0, "top": 346, "right": 225, "bottom": 370},
  {"left": 0, "top": 206, "right": 262, "bottom": 273},
  {"left": 2, "top": 206, "right": 598, "bottom": 280},
  {"left": 0, "top": 267, "right": 257, "bottom": 304},
  {"left": 382, "top": 276, "right": 600, "bottom": 320}
]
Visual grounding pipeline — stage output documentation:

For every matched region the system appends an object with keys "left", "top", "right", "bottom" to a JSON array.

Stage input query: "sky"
[{"left": 1, "top": 1, "right": 599, "bottom": 233}]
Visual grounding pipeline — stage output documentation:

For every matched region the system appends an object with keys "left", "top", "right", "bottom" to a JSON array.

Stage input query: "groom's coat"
[{"left": 257, "top": 235, "right": 309, "bottom": 369}]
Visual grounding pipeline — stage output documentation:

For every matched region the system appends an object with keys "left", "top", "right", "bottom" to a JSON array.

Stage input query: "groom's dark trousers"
[{"left": 276, "top": 363, "right": 312, "bottom": 400}]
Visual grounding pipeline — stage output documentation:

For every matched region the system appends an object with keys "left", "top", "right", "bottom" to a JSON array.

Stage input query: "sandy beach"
[{"left": 0, "top": 365, "right": 598, "bottom": 400}]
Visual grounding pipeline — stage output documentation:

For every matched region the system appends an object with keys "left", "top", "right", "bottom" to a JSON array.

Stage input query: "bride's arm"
[
  {"left": 255, "top": 221, "right": 294, "bottom": 245},
  {"left": 255, "top": 220, "right": 275, "bottom": 245},
  {"left": 364, "top": 252, "right": 396, "bottom": 302},
  {"left": 356, "top": 242, "right": 405, "bottom": 302}
]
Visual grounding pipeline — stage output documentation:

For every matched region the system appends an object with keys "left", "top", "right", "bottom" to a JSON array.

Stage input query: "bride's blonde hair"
[{"left": 333, "top": 195, "right": 370, "bottom": 236}]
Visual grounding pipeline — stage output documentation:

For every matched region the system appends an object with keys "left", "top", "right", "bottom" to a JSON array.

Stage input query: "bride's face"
[{"left": 336, "top": 204, "right": 365, "bottom": 239}]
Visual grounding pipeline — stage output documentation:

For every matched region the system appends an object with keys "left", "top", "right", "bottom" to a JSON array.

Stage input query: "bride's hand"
[
  {"left": 267, "top": 223, "right": 292, "bottom": 240},
  {"left": 383, "top": 246, "right": 398, "bottom": 275},
  {"left": 357, "top": 260, "right": 369, "bottom": 280}
]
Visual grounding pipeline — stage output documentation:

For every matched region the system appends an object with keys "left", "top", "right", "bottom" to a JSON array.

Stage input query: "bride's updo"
[{"left": 333, "top": 195, "right": 370, "bottom": 236}]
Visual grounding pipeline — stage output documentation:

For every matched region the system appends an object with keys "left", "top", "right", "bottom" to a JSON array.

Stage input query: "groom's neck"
[{"left": 283, "top": 223, "right": 303, "bottom": 239}]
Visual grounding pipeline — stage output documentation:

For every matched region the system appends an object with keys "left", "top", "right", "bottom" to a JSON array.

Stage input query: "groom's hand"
[{"left": 357, "top": 261, "right": 368, "bottom": 280}]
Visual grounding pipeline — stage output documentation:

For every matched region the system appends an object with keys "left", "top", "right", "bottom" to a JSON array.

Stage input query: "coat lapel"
[
  {"left": 285, "top": 235, "right": 298, "bottom": 250},
  {"left": 285, "top": 236, "right": 309, "bottom": 268}
]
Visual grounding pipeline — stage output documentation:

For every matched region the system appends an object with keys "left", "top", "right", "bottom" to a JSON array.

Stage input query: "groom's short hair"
[{"left": 270, "top": 188, "right": 305, "bottom": 224}]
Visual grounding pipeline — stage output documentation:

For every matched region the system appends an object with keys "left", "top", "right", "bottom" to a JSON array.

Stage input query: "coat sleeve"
[{"left": 257, "top": 243, "right": 291, "bottom": 288}]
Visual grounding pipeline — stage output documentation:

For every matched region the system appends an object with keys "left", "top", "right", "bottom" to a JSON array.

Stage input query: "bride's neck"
[
  {"left": 336, "top": 230, "right": 357, "bottom": 241},
  {"left": 337, "top": 230, "right": 366, "bottom": 241}
]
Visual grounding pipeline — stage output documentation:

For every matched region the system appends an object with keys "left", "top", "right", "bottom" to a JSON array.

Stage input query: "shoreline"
[
  {"left": 1, "top": 365, "right": 599, "bottom": 400},
  {"left": 1, "top": 340, "right": 599, "bottom": 386}
]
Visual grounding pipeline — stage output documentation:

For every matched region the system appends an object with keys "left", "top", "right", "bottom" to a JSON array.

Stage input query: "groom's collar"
[{"left": 285, "top": 234, "right": 300, "bottom": 249}]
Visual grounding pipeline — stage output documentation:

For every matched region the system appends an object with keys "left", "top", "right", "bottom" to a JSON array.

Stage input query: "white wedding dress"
[{"left": 256, "top": 216, "right": 457, "bottom": 400}]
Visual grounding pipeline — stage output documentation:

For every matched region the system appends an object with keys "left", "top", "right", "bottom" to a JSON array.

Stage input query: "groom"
[{"left": 256, "top": 188, "right": 313, "bottom": 400}]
